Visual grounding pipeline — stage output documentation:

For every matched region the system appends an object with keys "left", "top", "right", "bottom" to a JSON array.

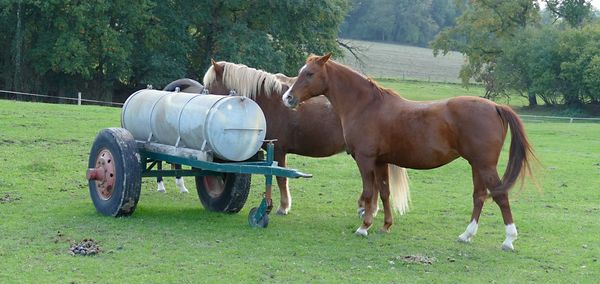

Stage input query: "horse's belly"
[{"left": 382, "top": 147, "right": 460, "bottom": 170}]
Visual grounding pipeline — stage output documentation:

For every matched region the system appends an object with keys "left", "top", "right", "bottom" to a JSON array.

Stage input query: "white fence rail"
[
  {"left": 1, "top": 89, "right": 599, "bottom": 123},
  {"left": 0, "top": 89, "right": 124, "bottom": 107},
  {"left": 519, "top": 114, "right": 600, "bottom": 123}
]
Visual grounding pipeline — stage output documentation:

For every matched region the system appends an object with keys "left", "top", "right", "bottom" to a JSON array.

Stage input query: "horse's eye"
[{"left": 306, "top": 72, "right": 314, "bottom": 78}]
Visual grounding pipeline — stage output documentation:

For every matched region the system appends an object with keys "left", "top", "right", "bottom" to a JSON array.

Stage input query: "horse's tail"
[
  {"left": 494, "top": 105, "right": 538, "bottom": 195},
  {"left": 388, "top": 164, "right": 411, "bottom": 215}
]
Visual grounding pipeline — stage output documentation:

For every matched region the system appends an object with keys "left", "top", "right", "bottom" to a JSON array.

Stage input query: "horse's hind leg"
[
  {"left": 469, "top": 166, "right": 518, "bottom": 251},
  {"left": 458, "top": 168, "right": 487, "bottom": 242},
  {"left": 276, "top": 176, "right": 290, "bottom": 215},
  {"left": 274, "top": 152, "right": 292, "bottom": 215},
  {"left": 173, "top": 164, "right": 189, "bottom": 193},
  {"left": 492, "top": 191, "right": 517, "bottom": 251},
  {"left": 483, "top": 167, "right": 518, "bottom": 251}
]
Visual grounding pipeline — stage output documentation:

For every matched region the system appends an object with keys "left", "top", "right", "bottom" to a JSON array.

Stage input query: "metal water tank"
[{"left": 121, "top": 89, "right": 266, "bottom": 161}]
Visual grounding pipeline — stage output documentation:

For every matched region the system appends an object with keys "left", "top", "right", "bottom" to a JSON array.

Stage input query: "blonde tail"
[{"left": 388, "top": 164, "right": 411, "bottom": 215}]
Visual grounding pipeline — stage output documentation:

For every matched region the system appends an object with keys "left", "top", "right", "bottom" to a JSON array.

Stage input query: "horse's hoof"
[
  {"left": 457, "top": 234, "right": 472, "bottom": 243},
  {"left": 378, "top": 227, "right": 390, "bottom": 234},
  {"left": 179, "top": 188, "right": 189, "bottom": 193},
  {"left": 501, "top": 242, "right": 515, "bottom": 251},
  {"left": 355, "top": 227, "right": 368, "bottom": 236},
  {"left": 157, "top": 183, "right": 166, "bottom": 193},
  {"left": 276, "top": 207, "right": 289, "bottom": 215}
]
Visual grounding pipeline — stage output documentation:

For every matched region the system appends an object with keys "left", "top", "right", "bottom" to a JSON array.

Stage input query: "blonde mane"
[{"left": 203, "top": 61, "right": 292, "bottom": 100}]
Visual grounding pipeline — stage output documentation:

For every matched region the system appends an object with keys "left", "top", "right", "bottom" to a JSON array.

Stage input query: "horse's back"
[{"left": 372, "top": 95, "right": 507, "bottom": 168}]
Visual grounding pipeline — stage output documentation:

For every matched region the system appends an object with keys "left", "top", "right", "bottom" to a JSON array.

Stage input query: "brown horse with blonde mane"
[
  {"left": 203, "top": 60, "right": 410, "bottom": 216},
  {"left": 282, "top": 53, "right": 536, "bottom": 251}
]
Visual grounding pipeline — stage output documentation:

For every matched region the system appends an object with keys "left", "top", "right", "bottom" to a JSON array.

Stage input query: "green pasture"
[{"left": 0, "top": 81, "right": 599, "bottom": 282}]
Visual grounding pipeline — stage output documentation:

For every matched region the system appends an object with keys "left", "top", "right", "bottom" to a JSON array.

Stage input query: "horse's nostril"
[{"left": 287, "top": 96, "right": 298, "bottom": 107}]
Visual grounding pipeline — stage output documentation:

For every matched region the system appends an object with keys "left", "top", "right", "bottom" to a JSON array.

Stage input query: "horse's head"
[
  {"left": 204, "top": 59, "right": 292, "bottom": 100},
  {"left": 282, "top": 53, "right": 331, "bottom": 108},
  {"left": 203, "top": 59, "right": 230, "bottom": 95}
]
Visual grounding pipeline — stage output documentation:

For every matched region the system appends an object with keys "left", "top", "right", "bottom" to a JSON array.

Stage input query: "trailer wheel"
[
  {"left": 248, "top": 207, "right": 269, "bottom": 228},
  {"left": 195, "top": 173, "right": 251, "bottom": 213},
  {"left": 87, "top": 128, "right": 141, "bottom": 217}
]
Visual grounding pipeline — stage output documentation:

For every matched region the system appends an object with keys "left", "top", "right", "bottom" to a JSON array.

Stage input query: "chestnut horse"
[
  {"left": 203, "top": 60, "right": 410, "bottom": 215},
  {"left": 282, "top": 54, "right": 536, "bottom": 251}
]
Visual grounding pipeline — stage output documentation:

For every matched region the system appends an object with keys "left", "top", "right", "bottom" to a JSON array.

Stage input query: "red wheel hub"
[{"left": 87, "top": 149, "right": 116, "bottom": 200}]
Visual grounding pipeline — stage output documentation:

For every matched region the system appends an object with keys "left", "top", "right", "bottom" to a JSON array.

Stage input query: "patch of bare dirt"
[
  {"left": 69, "top": 239, "right": 101, "bottom": 256},
  {"left": 392, "top": 254, "right": 437, "bottom": 265},
  {"left": 0, "top": 193, "right": 20, "bottom": 203}
]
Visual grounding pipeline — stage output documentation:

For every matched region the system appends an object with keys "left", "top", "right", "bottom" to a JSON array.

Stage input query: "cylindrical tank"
[{"left": 121, "top": 89, "right": 266, "bottom": 161}]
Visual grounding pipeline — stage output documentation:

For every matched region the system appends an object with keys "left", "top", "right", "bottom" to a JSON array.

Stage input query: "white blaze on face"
[
  {"left": 282, "top": 64, "right": 305, "bottom": 107},
  {"left": 282, "top": 83, "right": 295, "bottom": 107},
  {"left": 299, "top": 64, "right": 307, "bottom": 74}
]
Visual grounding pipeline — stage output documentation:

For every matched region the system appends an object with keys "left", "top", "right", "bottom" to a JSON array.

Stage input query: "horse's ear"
[
  {"left": 211, "top": 59, "right": 223, "bottom": 75},
  {"left": 317, "top": 53, "right": 332, "bottom": 65}
]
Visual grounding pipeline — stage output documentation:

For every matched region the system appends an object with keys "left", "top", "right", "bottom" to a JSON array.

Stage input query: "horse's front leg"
[
  {"left": 173, "top": 164, "right": 189, "bottom": 193},
  {"left": 376, "top": 163, "right": 393, "bottom": 233},
  {"left": 357, "top": 190, "right": 378, "bottom": 219},
  {"left": 157, "top": 162, "right": 166, "bottom": 192},
  {"left": 354, "top": 155, "right": 377, "bottom": 236},
  {"left": 274, "top": 151, "right": 292, "bottom": 215}
]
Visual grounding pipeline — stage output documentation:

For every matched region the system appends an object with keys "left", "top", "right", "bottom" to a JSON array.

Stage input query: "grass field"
[
  {"left": 338, "top": 39, "right": 465, "bottom": 83},
  {"left": 1, "top": 81, "right": 599, "bottom": 282}
]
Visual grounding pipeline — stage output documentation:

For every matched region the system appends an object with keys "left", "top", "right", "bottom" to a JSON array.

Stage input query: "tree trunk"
[
  {"left": 527, "top": 88, "right": 537, "bottom": 107},
  {"left": 13, "top": 0, "right": 23, "bottom": 91}
]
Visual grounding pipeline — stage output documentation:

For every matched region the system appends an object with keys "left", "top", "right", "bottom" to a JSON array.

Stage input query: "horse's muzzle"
[{"left": 282, "top": 92, "right": 299, "bottom": 109}]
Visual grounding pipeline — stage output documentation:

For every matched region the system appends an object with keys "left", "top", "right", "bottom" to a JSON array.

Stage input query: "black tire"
[
  {"left": 88, "top": 128, "right": 141, "bottom": 217},
  {"left": 195, "top": 173, "right": 251, "bottom": 213}
]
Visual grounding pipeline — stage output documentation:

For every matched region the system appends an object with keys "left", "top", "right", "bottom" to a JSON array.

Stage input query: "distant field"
[{"left": 338, "top": 39, "right": 465, "bottom": 83}]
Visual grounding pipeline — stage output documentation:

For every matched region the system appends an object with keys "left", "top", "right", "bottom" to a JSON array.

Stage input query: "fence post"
[{"left": 78, "top": 92, "right": 81, "bottom": 106}]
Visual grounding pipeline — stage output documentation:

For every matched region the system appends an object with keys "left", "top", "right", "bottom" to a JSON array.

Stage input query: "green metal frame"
[
  {"left": 138, "top": 142, "right": 311, "bottom": 179},
  {"left": 136, "top": 140, "right": 307, "bottom": 227}
]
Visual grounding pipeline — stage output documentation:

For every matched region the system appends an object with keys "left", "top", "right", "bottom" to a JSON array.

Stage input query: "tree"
[
  {"left": 496, "top": 26, "right": 563, "bottom": 105},
  {"left": 545, "top": 0, "right": 593, "bottom": 27},
  {"left": 556, "top": 22, "right": 600, "bottom": 105},
  {"left": 431, "top": 0, "right": 540, "bottom": 104},
  {"left": 432, "top": 0, "right": 600, "bottom": 107},
  {"left": 0, "top": 0, "right": 349, "bottom": 101},
  {"left": 188, "top": 0, "right": 348, "bottom": 76},
  {"left": 340, "top": 0, "right": 461, "bottom": 47}
]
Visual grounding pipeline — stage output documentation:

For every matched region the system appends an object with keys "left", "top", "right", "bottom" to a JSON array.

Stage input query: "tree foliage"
[
  {"left": 432, "top": 0, "right": 599, "bottom": 106},
  {"left": 340, "top": 0, "right": 462, "bottom": 47},
  {"left": 0, "top": 0, "right": 348, "bottom": 101},
  {"left": 546, "top": 0, "right": 593, "bottom": 27},
  {"left": 431, "top": 0, "right": 539, "bottom": 98}
]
